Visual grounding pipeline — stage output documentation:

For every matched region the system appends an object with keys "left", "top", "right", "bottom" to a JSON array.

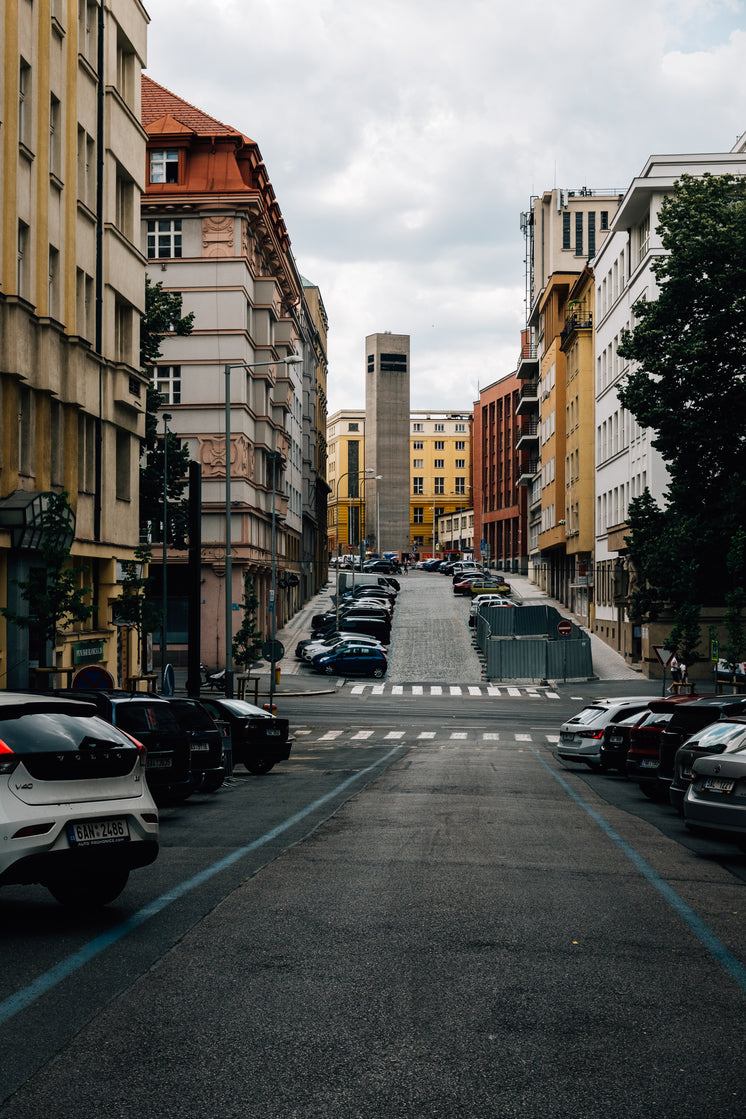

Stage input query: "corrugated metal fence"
[{"left": 475, "top": 604, "right": 593, "bottom": 682}]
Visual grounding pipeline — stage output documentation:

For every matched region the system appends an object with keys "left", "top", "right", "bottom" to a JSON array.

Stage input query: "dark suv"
[
  {"left": 55, "top": 690, "right": 192, "bottom": 801},
  {"left": 656, "top": 695, "right": 746, "bottom": 803},
  {"left": 167, "top": 698, "right": 225, "bottom": 792},
  {"left": 198, "top": 697, "right": 292, "bottom": 775}
]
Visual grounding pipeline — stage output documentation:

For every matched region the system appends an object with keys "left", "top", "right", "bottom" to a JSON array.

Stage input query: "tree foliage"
[
  {"left": 139, "top": 276, "right": 195, "bottom": 547},
  {"left": 1, "top": 492, "right": 93, "bottom": 653},
  {"left": 116, "top": 543, "right": 162, "bottom": 671},
  {"left": 232, "top": 573, "right": 264, "bottom": 672},
  {"left": 616, "top": 173, "right": 746, "bottom": 653}
]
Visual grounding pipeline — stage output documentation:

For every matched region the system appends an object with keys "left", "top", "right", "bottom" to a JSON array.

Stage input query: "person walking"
[{"left": 669, "top": 653, "right": 681, "bottom": 693}]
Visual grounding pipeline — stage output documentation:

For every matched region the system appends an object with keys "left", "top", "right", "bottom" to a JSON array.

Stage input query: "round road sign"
[
  {"left": 262, "top": 639, "right": 285, "bottom": 662},
  {"left": 557, "top": 620, "right": 573, "bottom": 637}
]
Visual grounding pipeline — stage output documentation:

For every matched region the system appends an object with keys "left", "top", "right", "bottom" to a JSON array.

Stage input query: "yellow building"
[
  {"left": 0, "top": 0, "right": 149, "bottom": 688},
  {"left": 559, "top": 266, "right": 596, "bottom": 625},
  {"left": 409, "top": 411, "right": 473, "bottom": 556},
  {"left": 326, "top": 409, "right": 368, "bottom": 558}
]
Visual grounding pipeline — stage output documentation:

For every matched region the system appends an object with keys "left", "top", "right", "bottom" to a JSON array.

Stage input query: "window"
[
  {"left": 412, "top": 423, "right": 423, "bottom": 432},
  {"left": 77, "top": 127, "right": 95, "bottom": 208},
  {"left": 455, "top": 440, "right": 465, "bottom": 450},
  {"left": 413, "top": 477, "right": 423, "bottom": 494},
  {"left": 413, "top": 507, "right": 424, "bottom": 524},
  {"left": 155, "top": 365, "right": 182, "bottom": 405},
  {"left": 116, "top": 166, "right": 134, "bottom": 239},
  {"left": 434, "top": 478, "right": 444, "bottom": 494},
  {"left": 434, "top": 423, "right": 444, "bottom": 432},
  {"left": 19, "top": 60, "right": 31, "bottom": 147},
  {"left": 149, "top": 149, "right": 179, "bottom": 184},
  {"left": 78, "top": 413, "right": 96, "bottom": 493},
  {"left": 455, "top": 478, "right": 466, "bottom": 495},
  {"left": 575, "top": 211, "right": 583, "bottom": 256},
  {"left": 79, "top": 0, "right": 98, "bottom": 63},
  {"left": 50, "top": 400, "right": 64, "bottom": 487},
  {"left": 455, "top": 423, "right": 465, "bottom": 432},
  {"left": 455, "top": 459, "right": 465, "bottom": 469},
  {"left": 638, "top": 215, "right": 650, "bottom": 263},
  {"left": 380, "top": 352, "right": 407, "bottom": 373},
  {"left": 588, "top": 212, "right": 596, "bottom": 258},
  {"left": 348, "top": 422, "right": 359, "bottom": 431},
  {"left": 76, "top": 269, "right": 94, "bottom": 340},
  {"left": 562, "top": 211, "right": 571, "bottom": 249},
  {"left": 146, "top": 219, "right": 182, "bottom": 259},
  {"left": 434, "top": 459, "right": 444, "bottom": 469},
  {"left": 116, "top": 431, "right": 131, "bottom": 500},
  {"left": 49, "top": 95, "right": 61, "bottom": 178},
  {"left": 17, "top": 222, "right": 30, "bottom": 298},
  {"left": 48, "top": 246, "right": 60, "bottom": 319},
  {"left": 18, "top": 387, "right": 34, "bottom": 476},
  {"left": 116, "top": 29, "right": 136, "bottom": 108},
  {"left": 413, "top": 459, "right": 423, "bottom": 469},
  {"left": 114, "top": 299, "right": 132, "bottom": 363},
  {"left": 413, "top": 440, "right": 423, "bottom": 449},
  {"left": 413, "top": 536, "right": 424, "bottom": 547},
  {"left": 600, "top": 211, "right": 609, "bottom": 231},
  {"left": 434, "top": 441, "right": 444, "bottom": 450}
]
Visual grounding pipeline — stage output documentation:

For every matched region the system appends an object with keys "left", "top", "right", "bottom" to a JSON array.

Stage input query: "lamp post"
[
  {"left": 160, "top": 412, "right": 172, "bottom": 690},
  {"left": 335, "top": 467, "right": 375, "bottom": 630},
  {"left": 222, "top": 354, "right": 301, "bottom": 698},
  {"left": 268, "top": 448, "right": 284, "bottom": 712}
]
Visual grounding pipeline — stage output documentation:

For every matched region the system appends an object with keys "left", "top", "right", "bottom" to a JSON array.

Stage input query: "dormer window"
[{"left": 149, "top": 148, "right": 179, "bottom": 184}]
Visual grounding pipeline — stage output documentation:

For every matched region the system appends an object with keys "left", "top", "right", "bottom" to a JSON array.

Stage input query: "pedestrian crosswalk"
[
  {"left": 291, "top": 727, "right": 560, "bottom": 744},
  {"left": 345, "top": 683, "right": 561, "bottom": 699}
]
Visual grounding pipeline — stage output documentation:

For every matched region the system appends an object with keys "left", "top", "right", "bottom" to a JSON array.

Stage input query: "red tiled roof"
[{"left": 141, "top": 75, "right": 254, "bottom": 143}]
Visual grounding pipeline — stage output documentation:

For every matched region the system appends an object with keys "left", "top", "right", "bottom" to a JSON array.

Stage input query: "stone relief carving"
[
  {"left": 198, "top": 434, "right": 252, "bottom": 479},
  {"left": 202, "top": 215, "right": 234, "bottom": 258}
]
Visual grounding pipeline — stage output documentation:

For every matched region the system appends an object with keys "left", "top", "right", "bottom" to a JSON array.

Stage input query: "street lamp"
[
  {"left": 223, "top": 353, "right": 301, "bottom": 698},
  {"left": 160, "top": 412, "right": 172, "bottom": 690}
]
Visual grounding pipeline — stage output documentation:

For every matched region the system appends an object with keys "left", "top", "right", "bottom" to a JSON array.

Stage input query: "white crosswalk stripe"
[
  {"left": 292, "top": 729, "right": 560, "bottom": 746},
  {"left": 341, "top": 683, "right": 561, "bottom": 699}
]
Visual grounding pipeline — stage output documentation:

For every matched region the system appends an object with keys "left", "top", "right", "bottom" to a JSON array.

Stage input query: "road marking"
[
  {"left": 431, "top": 686, "right": 443, "bottom": 695},
  {"left": 507, "top": 687, "right": 522, "bottom": 697},
  {"left": 371, "top": 684, "right": 385, "bottom": 695},
  {"left": 319, "top": 730, "right": 343, "bottom": 740},
  {"left": 412, "top": 685, "right": 423, "bottom": 695},
  {"left": 392, "top": 685, "right": 404, "bottom": 695},
  {"left": 294, "top": 729, "right": 312, "bottom": 735},
  {"left": 468, "top": 686, "right": 481, "bottom": 696},
  {"left": 451, "top": 732, "right": 467, "bottom": 739},
  {"left": 0, "top": 745, "right": 406, "bottom": 1028},
  {"left": 532, "top": 748, "right": 746, "bottom": 995},
  {"left": 515, "top": 733, "right": 532, "bottom": 741},
  {"left": 350, "top": 685, "right": 365, "bottom": 694},
  {"left": 352, "top": 730, "right": 374, "bottom": 739},
  {"left": 385, "top": 731, "right": 405, "bottom": 739},
  {"left": 484, "top": 733, "right": 500, "bottom": 740},
  {"left": 449, "top": 686, "right": 462, "bottom": 696},
  {"left": 418, "top": 732, "right": 436, "bottom": 739},
  {"left": 487, "top": 686, "right": 501, "bottom": 696}
]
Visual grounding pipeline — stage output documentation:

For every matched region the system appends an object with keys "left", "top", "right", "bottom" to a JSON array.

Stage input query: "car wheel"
[
  {"left": 244, "top": 758, "right": 275, "bottom": 775},
  {"left": 48, "top": 868, "right": 129, "bottom": 908},
  {"left": 372, "top": 666, "right": 385, "bottom": 679},
  {"left": 324, "top": 664, "right": 335, "bottom": 675}
]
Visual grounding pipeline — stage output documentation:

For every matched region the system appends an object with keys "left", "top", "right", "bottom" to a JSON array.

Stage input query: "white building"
[{"left": 593, "top": 141, "right": 746, "bottom": 663}]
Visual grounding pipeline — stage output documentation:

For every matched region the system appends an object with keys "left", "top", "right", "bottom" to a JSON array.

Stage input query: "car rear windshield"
[
  {"left": 637, "top": 711, "right": 673, "bottom": 730},
  {"left": 690, "top": 722, "right": 746, "bottom": 751},
  {"left": 0, "top": 712, "right": 135, "bottom": 752},
  {"left": 117, "top": 703, "right": 181, "bottom": 734},
  {"left": 170, "top": 703, "right": 216, "bottom": 731},
  {"left": 569, "top": 707, "right": 608, "bottom": 726}
]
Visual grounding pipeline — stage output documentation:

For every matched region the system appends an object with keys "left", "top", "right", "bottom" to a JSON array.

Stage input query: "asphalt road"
[{"left": 2, "top": 692, "right": 746, "bottom": 1119}]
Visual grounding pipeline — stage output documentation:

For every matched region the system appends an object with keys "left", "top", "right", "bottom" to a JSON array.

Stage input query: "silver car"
[
  {"left": 557, "top": 696, "right": 653, "bottom": 769},
  {"left": 684, "top": 740, "right": 746, "bottom": 846}
]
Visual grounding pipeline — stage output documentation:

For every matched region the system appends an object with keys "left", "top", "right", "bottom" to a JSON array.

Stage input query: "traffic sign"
[
  {"left": 557, "top": 620, "right": 573, "bottom": 637},
  {"left": 652, "top": 645, "right": 674, "bottom": 667},
  {"left": 72, "top": 665, "right": 115, "bottom": 690},
  {"left": 262, "top": 639, "right": 285, "bottom": 662}
]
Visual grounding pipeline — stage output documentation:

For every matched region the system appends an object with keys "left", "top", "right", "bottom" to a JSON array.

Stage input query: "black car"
[
  {"left": 198, "top": 696, "right": 292, "bottom": 775},
  {"left": 166, "top": 698, "right": 226, "bottom": 792},
  {"left": 55, "top": 690, "right": 193, "bottom": 801},
  {"left": 657, "top": 695, "right": 746, "bottom": 801},
  {"left": 599, "top": 710, "right": 648, "bottom": 774},
  {"left": 310, "top": 615, "right": 391, "bottom": 644},
  {"left": 669, "top": 717, "right": 746, "bottom": 813}
]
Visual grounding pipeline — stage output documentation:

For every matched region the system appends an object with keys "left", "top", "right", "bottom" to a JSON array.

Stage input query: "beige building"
[
  {"left": 326, "top": 409, "right": 368, "bottom": 558},
  {"left": 409, "top": 411, "right": 473, "bottom": 556},
  {"left": 0, "top": 0, "right": 149, "bottom": 688}
]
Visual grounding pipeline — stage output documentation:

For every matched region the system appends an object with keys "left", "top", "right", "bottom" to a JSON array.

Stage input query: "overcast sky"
[{"left": 146, "top": 0, "right": 746, "bottom": 413}]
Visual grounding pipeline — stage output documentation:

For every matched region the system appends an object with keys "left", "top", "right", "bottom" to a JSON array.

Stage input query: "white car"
[
  {"left": 469, "top": 594, "right": 515, "bottom": 624},
  {"left": 303, "top": 634, "right": 386, "bottom": 661},
  {"left": 0, "top": 693, "right": 159, "bottom": 906},
  {"left": 556, "top": 696, "right": 654, "bottom": 770}
]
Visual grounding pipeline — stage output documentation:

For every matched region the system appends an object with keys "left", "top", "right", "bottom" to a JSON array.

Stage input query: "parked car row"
[
  {"left": 0, "top": 688, "right": 294, "bottom": 909},
  {"left": 295, "top": 579, "right": 398, "bottom": 677},
  {"left": 556, "top": 692, "right": 746, "bottom": 849}
]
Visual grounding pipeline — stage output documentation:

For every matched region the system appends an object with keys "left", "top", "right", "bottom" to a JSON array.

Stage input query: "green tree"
[
  {"left": 232, "top": 573, "right": 264, "bottom": 673},
  {"left": 1, "top": 492, "right": 94, "bottom": 657},
  {"left": 139, "top": 276, "right": 195, "bottom": 546},
  {"left": 617, "top": 173, "right": 746, "bottom": 609},
  {"left": 115, "top": 543, "right": 162, "bottom": 672}
]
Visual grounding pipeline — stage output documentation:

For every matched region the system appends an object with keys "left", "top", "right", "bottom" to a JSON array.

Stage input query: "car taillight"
[
  {"left": 117, "top": 729, "right": 147, "bottom": 767},
  {"left": 579, "top": 729, "right": 605, "bottom": 739},
  {"left": 0, "top": 738, "right": 18, "bottom": 774}
]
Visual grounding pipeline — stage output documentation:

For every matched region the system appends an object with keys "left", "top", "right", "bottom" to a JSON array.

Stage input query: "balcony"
[
  {"left": 515, "top": 381, "right": 539, "bottom": 415},
  {"left": 516, "top": 342, "right": 539, "bottom": 380},
  {"left": 560, "top": 308, "right": 593, "bottom": 349},
  {"left": 517, "top": 458, "right": 539, "bottom": 486},
  {"left": 516, "top": 420, "right": 539, "bottom": 450}
]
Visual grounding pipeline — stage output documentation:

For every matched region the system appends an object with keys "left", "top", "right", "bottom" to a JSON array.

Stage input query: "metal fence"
[{"left": 475, "top": 604, "right": 593, "bottom": 682}]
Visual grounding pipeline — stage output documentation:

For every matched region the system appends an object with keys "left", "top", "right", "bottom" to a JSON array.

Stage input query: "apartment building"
[
  {"left": 141, "top": 76, "right": 317, "bottom": 667},
  {"left": 0, "top": 0, "right": 149, "bottom": 688},
  {"left": 594, "top": 142, "right": 746, "bottom": 667},
  {"left": 409, "top": 411, "right": 472, "bottom": 557},
  {"left": 473, "top": 371, "right": 527, "bottom": 572},
  {"left": 326, "top": 409, "right": 368, "bottom": 558}
]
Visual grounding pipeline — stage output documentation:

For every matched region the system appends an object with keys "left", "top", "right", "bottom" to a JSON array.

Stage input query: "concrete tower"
[{"left": 365, "top": 333, "right": 411, "bottom": 555}]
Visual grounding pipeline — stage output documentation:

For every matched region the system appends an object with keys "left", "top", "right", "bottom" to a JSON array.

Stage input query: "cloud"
[{"left": 145, "top": 0, "right": 746, "bottom": 412}]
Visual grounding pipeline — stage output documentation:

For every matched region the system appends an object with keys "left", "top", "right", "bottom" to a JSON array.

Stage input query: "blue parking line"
[
  {"left": 0, "top": 745, "right": 404, "bottom": 1027},
  {"left": 532, "top": 748, "right": 746, "bottom": 992}
]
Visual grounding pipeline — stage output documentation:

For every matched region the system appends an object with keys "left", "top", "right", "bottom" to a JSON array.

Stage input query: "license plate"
[
  {"left": 266, "top": 729, "right": 281, "bottom": 737},
  {"left": 191, "top": 742, "right": 210, "bottom": 752},
  {"left": 560, "top": 733, "right": 575, "bottom": 742},
  {"left": 147, "top": 756, "right": 172, "bottom": 769},
  {"left": 67, "top": 818, "right": 129, "bottom": 846},
  {"left": 701, "top": 776, "right": 735, "bottom": 793},
  {"left": 641, "top": 758, "right": 658, "bottom": 769},
  {"left": 609, "top": 735, "right": 624, "bottom": 745}
]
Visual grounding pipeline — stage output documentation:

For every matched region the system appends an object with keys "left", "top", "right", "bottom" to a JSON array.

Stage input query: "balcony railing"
[{"left": 560, "top": 310, "right": 593, "bottom": 347}]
